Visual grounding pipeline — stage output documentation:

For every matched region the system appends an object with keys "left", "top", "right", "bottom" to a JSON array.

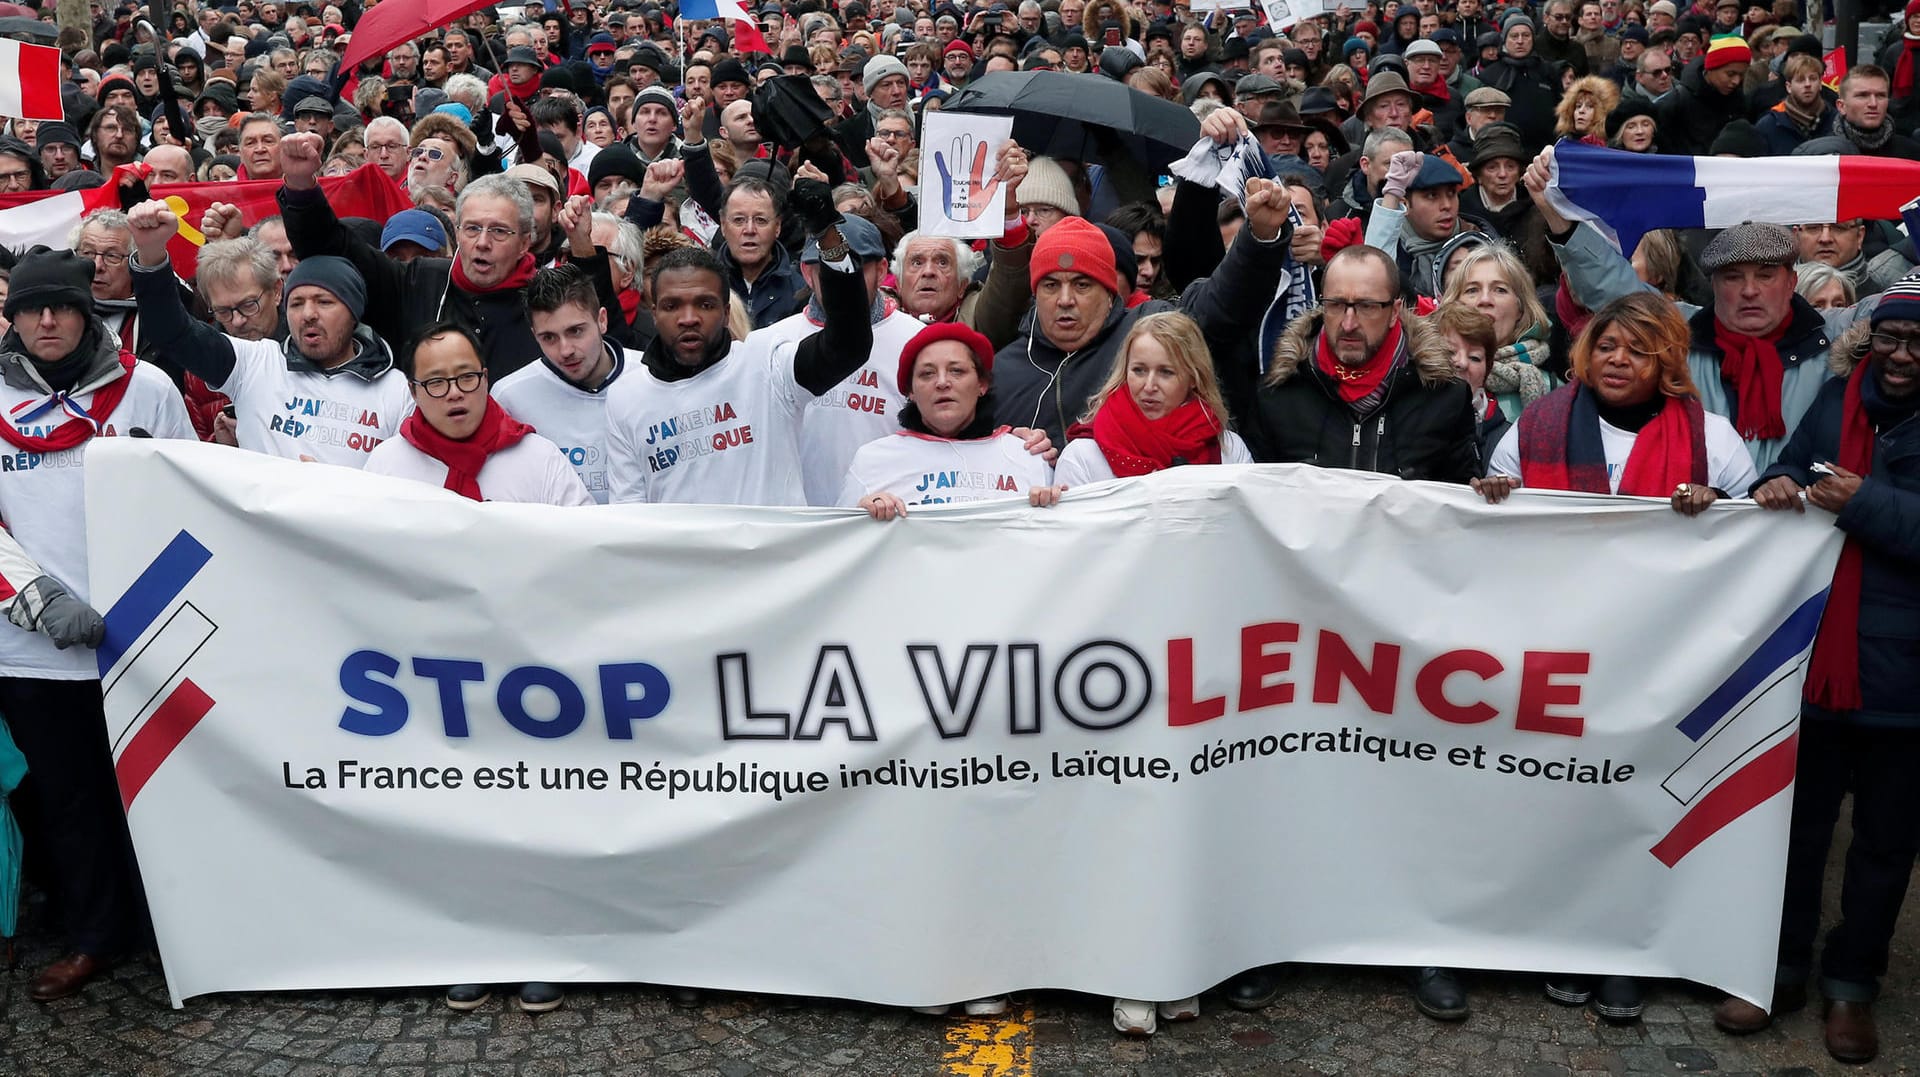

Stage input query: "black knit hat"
[
  {"left": 1606, "top": 95, "right": 1658, "bottom": 139},
  {"left": 712, "top": 57, "right": 752, "bottom": 87},
  {"left": 5, "top": 249, "right": 95, "bottom": 321},
  {"left": 284, "top": 255, "right": 367, "bottom": 321},
  {"left": 1709, "top": 118, "right": 1765, "bottom": 158},
  {"left": 588, "top": 143, "right": 644, "bottom": 189}
]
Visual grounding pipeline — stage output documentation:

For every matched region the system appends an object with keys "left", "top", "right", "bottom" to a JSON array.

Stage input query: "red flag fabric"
[
  {"left": 340, "top": 0, "right": 500, "bottom": 69},
  {"left": 0, "top": 163, "right": 412, "bottom": 278},
  {"left": 0, "top": 39, "right": 64, "bottom": 122},
  {"left": 1823, "top": 47, "right": 1848, "bottom": 90}
]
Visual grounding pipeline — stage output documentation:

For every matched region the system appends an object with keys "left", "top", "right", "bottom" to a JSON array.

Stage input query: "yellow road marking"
[{"left": 941, "top": 1005, "right": 1034, "bottom": 1077}]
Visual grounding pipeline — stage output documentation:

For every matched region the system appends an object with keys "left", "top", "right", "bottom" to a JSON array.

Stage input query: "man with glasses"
[
  {"left": 0, "top": 137, "right": 46, "bottom": 192},
  {"left": 127, "top": 200, "right": 409, "bottom": 465},
  {"left": 1626, "top": 47, "right": 1673, "bottom": 104},
  {"left": 364, "top": 116, "right": 411, "bottom": 182},
  {"left": 716, "top": 177, "right": 809, "bottom": 328},
  {"left": 406, "top": 135, "right": 465, "bottom": 202},
  {"left": 1738, "top": 275, "right": 1920, "bottom": 1066},
  {"left": 86, "top": 106, "right": 140, "bottom": 174},
  {"left": 278, "top": 134, "right": 626, "bottom": 380},
  {"left": 71, "top": 213, "right": 145, "bottom": 356},
  {"left": 1238, "top": 244, "right": 1477, "bottom": 478},
  {"left": 1534, "top": 0, "right": 1591, "bottom": 75},
  {"left": 1795, "top": 219, "right": 1913, "bottom": 300}
]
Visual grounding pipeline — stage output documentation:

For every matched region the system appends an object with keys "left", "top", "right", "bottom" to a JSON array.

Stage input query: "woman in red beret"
[{"left": 839, "top": 322, "right": 1062, "bottom": 521}]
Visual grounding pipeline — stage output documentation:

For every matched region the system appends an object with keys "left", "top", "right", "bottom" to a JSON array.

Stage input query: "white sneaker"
[
  {"left": 912, "top": 1004, "right": 952, "bottom": 1015},
  {"left": 1157, "top": 995, "right": 1201, "bottom": 1022},
  {"left": 963, "top": 996, "right": 1009, "bottom": 1017},
  {"left": 1113, "top": 997, "right": 1157, "bottom": 1036}
]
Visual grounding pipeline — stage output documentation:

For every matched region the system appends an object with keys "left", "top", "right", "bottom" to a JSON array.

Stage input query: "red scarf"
[
  {"left": 451, "top": 252, "right": 538, "bottom": 295},
  {"left": 1894, "top": 36, "right": 1920, "bottom": 96},
  {"left": 1078, "top": 385, "right": 1224, "bottom": 476},
  {"left": 1804, "top": 361, "right": 1874, "bottom": 711},
  {"left": 0, "top": 353, "right": 137, "bottom": 453},
  {"left": 1314, "top": 319, "right": 1403, "bottom": 404},
  {"left": 618, "top": 286, "right": 642, "bottom": 329},
  {"left": 398, "top": 398, "right": 534, "bottom": 501},
  {"left": 1712, "top": 316, "right": 1788, "bottom": 441},
  {"left": 1411, "top": 76, "right": 1449, "bottom": 103},
  {"left": 1615, "top": 395, "right": 1708, "bottom": 496}
]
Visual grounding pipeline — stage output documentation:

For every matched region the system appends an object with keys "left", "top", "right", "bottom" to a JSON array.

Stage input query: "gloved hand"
[
  {"left": 1383, "top": 150, "right": 1424, "bottom": 201},
  {"left": 21, "top": 575, "right": 105, "bottom": 650},
  {"left": 787, "top": 176, "right": 842, "bottom": 235}
]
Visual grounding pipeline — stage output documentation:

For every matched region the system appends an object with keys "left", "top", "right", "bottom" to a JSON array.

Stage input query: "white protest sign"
[
  {"left": 86, "top": 441, "right": 1842, "bottom": 1009},
  {"left": 1263, "top": 0, "right": 1333, "bottom": 30},
  {"left": 917, "top": 110, "right": 1016, "bottom": 238}
]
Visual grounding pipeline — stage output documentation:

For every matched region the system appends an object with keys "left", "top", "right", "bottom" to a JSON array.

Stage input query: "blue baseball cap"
[
  {"left": 381, "top": 209, "right": 448, "bottom": 253},
  {"left": 802, "top": 214, "right": 886, "bottom": 263}
]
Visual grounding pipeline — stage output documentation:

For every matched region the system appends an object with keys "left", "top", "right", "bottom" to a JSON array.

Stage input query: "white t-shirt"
[
  {"left": 0, "top": 361, "right": 194, "bottom": 679},
  {"left": 363, "top": 430, "right": 595, "bottom": 506},
  {"left": 215, "top": 337, "right": 412, "bottom": 467},
  {"left": 758, "top": 306, "right": 920, "bottom": 507},
  {"left": 1053, "top": 430, "right": 1255, "bottom": 487},
  {"left": 605, "top": 340, "right": 819, "bottom": 506},
  {"left": 1488, "top": 408, "right": 1759, "bottom": 497},
  {"left": 492, "top": 347, "right": 639, "bottom": 505},
  {"left": 837, "top": 428, "right": 1055, "bottom": 508}
]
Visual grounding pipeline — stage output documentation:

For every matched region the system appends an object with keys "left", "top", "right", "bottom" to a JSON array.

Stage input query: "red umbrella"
[
  {"left": 339, "top": 0, "right": 495, "bottom": 70},
  {"left": 0, "top": 2, "right": 43, "bottom": 14}
]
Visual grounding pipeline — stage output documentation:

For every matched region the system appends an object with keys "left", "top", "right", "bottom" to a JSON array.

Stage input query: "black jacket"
[
  {"left": 1478, "top": 54, "right": 1561, "bottom": 151},
  {"left": 1756, "top": 324, "right": 1920, "bottom": 728},
  {"left": 278, "top": 185, "right": 629, "bottom": 381},
  {"left": 1657, "top": 58, "right": 1749, "bottom": 155},
  {"left": 992, "top": 221, "right": 1292, "bottom": 447},
  {"left": 1227, "top": 307, "right": 1479, "bottom": 481}
]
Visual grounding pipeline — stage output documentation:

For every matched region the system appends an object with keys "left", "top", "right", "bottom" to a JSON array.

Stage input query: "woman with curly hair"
[{"left": 1555, "top": 74, "right": 1620, "bottom": 144}]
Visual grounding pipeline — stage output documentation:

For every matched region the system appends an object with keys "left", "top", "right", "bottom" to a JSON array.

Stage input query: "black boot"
[
  {"left": 1223, "top": 966, "right": 1279, "bottom": 1011},
  {"left": 1412, "top": 967, "right": 1469, "bottom": 1021}
]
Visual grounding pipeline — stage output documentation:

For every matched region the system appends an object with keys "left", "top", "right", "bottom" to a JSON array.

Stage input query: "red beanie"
[
  {"left": 1702, "top": 33, "right": 1752, "bottom": 70},
  {"left": 897, "top": 321, "right": 995, "bottom": 395},
  {"left": 1029, "top": 216, "right": 1121, "bottom": 296},
  {"left": 1354, "top": 19, "right": 1379, "bottom": 36},
  {"left": 1908, "top": 0, "right": 1920, "bottom": 19}
]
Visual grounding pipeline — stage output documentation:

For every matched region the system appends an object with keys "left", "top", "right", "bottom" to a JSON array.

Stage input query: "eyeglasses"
[
  {"left": 411, "top": 146, "right": 447, "bottom": 162},
  {"left": 78, "top": 248, "right": 129, "bottom": 266},
  {"left": 725, "top": 213, "right": 774, "bottom": 230},
  {"left": 413, "top": 370, "right": 486, "bottom": 396},
  {"left": 1795, "top": 221, "right": 1863, "bottom": 234},
  {"left": 210, "top": 292, "right": 267, "bottom": 322},
  {"left": 0, "top": 168, "right": 30, "bottom": 186},
  {"left": 1869, "top": 332, "right": 1920, "bottom": 357},
  {"left": 876, "top": 128, "right": 913, "bottom": 141},
  {"left": 457, "top": 222, "right": 519, "bottom": 241},
  {"left": 1323, "top": 298, "right": 1395, "bottom": 317}
]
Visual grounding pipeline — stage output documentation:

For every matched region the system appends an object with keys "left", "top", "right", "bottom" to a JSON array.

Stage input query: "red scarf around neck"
[
  {"left": 451, "top": 252, "right": 538, "bottom": 295},
  {"left": 1804, "top": 360, "right": 1874, "bottom": 711},
  {"left": 1082, "top": 385, "right": 1224, "bottom": 476},
  {"left": 0, "top": 353, "right": 137, "bottom": 453},
  {"left": 1615, "top": 395, "right": 1708, "bottom": 497},
  {"left": 1412, "top": 76, "right": 1450, "bottom": 103},
  {"left": 398, "top": 397, "right": 534, "bottom": 501},
  {"left": 1895, "top": 36, "right": 1920, "bottom": 97},
  {"left": 1713, "top": 316, "right": 1788, "bottom": 441},
  {"left": 1314, "top": 319, "right": 1403, "bottom": 404}
]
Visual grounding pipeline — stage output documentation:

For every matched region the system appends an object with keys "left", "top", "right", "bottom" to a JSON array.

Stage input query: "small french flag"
[
  {"left": 0, "top": 39, "right": 65, "bottom": 123},
  {"left": 1541, "top": 138, "right": 1920, "bottom": 255},
  {"left": 679, "top": 0, "right": 772, "bottom": 54}
]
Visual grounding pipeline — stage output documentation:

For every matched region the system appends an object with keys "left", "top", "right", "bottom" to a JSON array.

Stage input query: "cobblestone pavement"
[{"left": 6, "top": 856, "right": 1920, "bottom": 1077}]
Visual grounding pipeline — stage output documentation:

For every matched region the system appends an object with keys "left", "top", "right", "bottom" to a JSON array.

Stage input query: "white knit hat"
[{"left": 1018, "top": 156, "right": 1077, "bottom": 215}]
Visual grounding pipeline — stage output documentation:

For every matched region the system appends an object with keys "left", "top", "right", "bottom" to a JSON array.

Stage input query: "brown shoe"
[
  {"left": 1825, "top": 1000, "right": 1878, "bottom": 1064},
  {"left": 29, "top": 953, "right": 105, "bottom": 1003},
  {"left": 1713, "top": 995, "right": 1772, "bottom": 1033}
]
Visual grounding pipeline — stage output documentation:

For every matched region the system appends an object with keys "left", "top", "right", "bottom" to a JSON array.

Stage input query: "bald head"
[{"left": 144, "top": 144, "right": 194, "bottom": 185}]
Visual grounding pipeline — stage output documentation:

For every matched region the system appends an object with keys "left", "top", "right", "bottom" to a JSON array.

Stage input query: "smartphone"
[{"left": 1103, "top": 21, "right": 1122, "bottom": 46}]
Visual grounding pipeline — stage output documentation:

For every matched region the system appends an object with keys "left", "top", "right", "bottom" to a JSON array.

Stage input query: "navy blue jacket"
[{"left": 1756, "top": 350, "right": 1920, "bottom": 728}]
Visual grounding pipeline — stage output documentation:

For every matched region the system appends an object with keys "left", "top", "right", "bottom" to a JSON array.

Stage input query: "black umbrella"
[
  {"left": 0, "top": 16, "right": 58, "bottom": 42},
  {"left": 942, "top": 71, "right": 1201, "bottom": 173}
]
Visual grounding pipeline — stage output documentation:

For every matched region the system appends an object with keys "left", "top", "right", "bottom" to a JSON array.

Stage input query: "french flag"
[
  {"left": 1541, "top": 138, "right": 1920, "bottom": 255},
  {"left": 0, "top": 39, "right": 64, "bottom": 123},
  {"left": 679, "top": 0, "right": 771, "bottom": 55}
]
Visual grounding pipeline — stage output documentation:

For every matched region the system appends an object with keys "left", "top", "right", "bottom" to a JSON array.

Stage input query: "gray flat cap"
[{"left": 1700, "top": 222, "right": 1796, "bottom": 272}]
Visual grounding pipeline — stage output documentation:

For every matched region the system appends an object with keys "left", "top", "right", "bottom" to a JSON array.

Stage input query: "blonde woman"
[
  {"left": 1439, "top": 243, "right": 1555, "bottom": 420},
  {"left": 1056, "top": 312, "right": 1252, "bottom": 489}
]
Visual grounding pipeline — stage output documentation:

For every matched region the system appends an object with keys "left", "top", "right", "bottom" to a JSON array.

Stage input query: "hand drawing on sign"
[{"left": 934, "top": 135, "right": 1006, "bottom": 224}]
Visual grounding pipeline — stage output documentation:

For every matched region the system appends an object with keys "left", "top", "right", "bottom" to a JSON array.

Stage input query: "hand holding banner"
[{"left": 919, "top": 110, "right": 1016, "bottom": 238}]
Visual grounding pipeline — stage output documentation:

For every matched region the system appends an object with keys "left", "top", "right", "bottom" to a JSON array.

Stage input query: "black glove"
[{"left": 788, "top": 177, "right": 841, "bottom": 235}]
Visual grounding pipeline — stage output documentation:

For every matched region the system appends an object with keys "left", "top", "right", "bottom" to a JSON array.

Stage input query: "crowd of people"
[{"left": 0, "top": 0, "right": 1916, "bottom": 1064}]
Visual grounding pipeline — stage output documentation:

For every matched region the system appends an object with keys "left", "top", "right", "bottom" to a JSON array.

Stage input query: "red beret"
[{"left": 898, "top": 321, "right": 995, "bottom": 395}]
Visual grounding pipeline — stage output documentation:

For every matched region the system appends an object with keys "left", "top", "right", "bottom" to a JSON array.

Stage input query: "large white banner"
[{"left": 85, "top": 441, "right": 1843, "bottom": 1008}]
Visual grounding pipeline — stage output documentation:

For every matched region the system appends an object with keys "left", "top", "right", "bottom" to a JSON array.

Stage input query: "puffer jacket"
[
  {"left": 1656, "top": 58, "right": 1748, "bottom": 155},
  {"left": 1237, "top": 308, "right": 1479, "bottom": 481},
  {"left": 1756, "top": 321, "right": 1920, "bottom": 728}
]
